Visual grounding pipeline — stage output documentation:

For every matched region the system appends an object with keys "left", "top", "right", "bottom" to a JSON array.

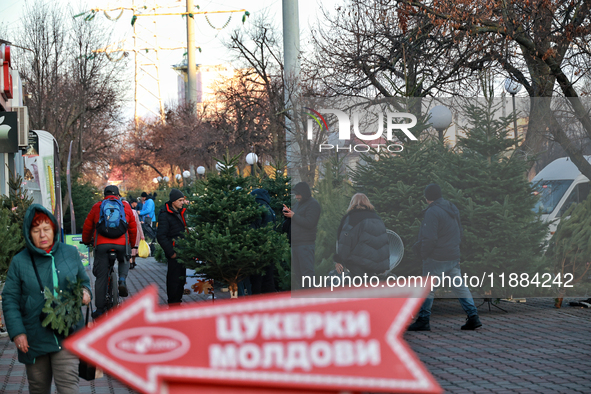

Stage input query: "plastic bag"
[{"left": 138, "top": 239, "right": 150, "bottom": 258}]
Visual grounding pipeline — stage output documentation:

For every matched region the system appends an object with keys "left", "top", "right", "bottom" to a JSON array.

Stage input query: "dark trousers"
[
  {"left": 251, "top": 264, "right": 276, "bottom": 294},
  {"left": 167, "top": 257, "right": 186, "bottom": 305},
  {"left": 93, "top": 243, "right": 128, "bottom": 311},
  {"left": 291, "top": 244, "right": 316, "bottom": 290}
]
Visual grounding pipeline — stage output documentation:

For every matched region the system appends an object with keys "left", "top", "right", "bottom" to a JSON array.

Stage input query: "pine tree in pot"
[
  {"left": 178, "top": 154, "right": 290, "bottom": 296},
  {"left": 447, "top": 97, "right": 549, "bottom": 298},
  {"left": 547, "top": 194, "right": 591, "bottom": 307}
]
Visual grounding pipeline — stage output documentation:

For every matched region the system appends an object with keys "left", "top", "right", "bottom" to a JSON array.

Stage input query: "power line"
[{"left": 85, "top": 1, "right": 248, "bottom": 126}]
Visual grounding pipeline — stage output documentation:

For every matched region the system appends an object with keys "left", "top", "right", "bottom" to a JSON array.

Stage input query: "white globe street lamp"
[
  {"left": 504, "top": 77, "right": 522, "bottom": 145},
  {"left": 157, "top": 176, "right": 163, "bottom": 182},
  {"left": 152, "top": 178, "right": 158, "bottom": 184},
  {"left": 183, "top": 170, "right": 191, "bottom": 178},
  {"left": 504, "top": 78, "right": 522, "bottom": 95},
  {"left": 163, "top": 176, "right": 170, "bottom": 182},
  {"left": 245, "top": 152, "right": 258, "bottom": 165},
  {"left": 197, "top": 166, "right": 206, "bottom": 175},
  {"left": 215, "top": 162, "right": 225, "bottom": 172},
  {"left": 246, "top": 152, "right": 258, "bottom": 176},
  {"left": 175, "top": 174, "right": 182, "bottom": 181},
  {"left": 427, "top": 105, "right": 453, "bottom": 142}
]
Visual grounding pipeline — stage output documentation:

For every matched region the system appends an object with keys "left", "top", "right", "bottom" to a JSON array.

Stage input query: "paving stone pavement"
[{"left": 1, "top": 256, "right": 590, "bottom": 393}]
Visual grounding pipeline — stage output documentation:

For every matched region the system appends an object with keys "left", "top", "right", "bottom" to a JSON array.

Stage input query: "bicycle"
[
  {"left": 82, "top": 242, "right": 120, "bottom": 319},
  {"left": 103, "top": 248, "right": 120, "bottom": 314}
]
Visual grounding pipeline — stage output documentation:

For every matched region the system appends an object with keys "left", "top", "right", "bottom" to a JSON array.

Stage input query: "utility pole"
[
  {"left": 186, "top": 0, "right": 197, "bottom": 107},
  {"left": 89, "top": 3, "right": 247, "bottom": 125},
  {"left": 282, "top": 0, "right": 300, "bottom": 180}
]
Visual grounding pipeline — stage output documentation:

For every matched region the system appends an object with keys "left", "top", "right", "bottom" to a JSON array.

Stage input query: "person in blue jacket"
[
  {"left": 2, "top": 204, "right": 92, "bottom": 393},
  {"left": 138, "top": 191, "right": 156, "bottom": 224}
]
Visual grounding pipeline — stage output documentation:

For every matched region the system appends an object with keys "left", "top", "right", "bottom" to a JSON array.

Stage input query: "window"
[
  {"left": 532, "top": 180, "right": 574, "bottom": 214},
  {"left": 557, "top": 182, "right": 591, "bottom": 217}
]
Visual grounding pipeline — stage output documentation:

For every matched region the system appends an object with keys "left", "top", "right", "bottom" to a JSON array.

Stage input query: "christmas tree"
[
  {"left": 0, "top": 171, "right": 34, "bottom": 281},
  {"left": 351, "top": 139, "right": 451, "bottom": 277},
  {"left": 254, "top": 159, "right": 291, "bottom": 218},
  {"left": 349, "top": 95, "right": 547, "bottom": 290},
  {"left": 178, "top": 153, "right": 290, "bottom": 293},
  {"left": 449, "top": 97, "right": 548, "bottom": 296},
  {"left": 313, "top": 156, "right": 355, "bottom": 276},
  {"left": 0, "top": 170, "right": 34, "bottom": 228},
  {"left": 250, "top": 159, "right": 292, "bottom": 290},
  {"left": 0, "top": 212, "right": 24, "bottom": 282},
  {"left": 547, "top": 193, "right": 591, "bottom": 297},
  {"left": 61, "top": 174, "right": 102, "bottom": 234}
]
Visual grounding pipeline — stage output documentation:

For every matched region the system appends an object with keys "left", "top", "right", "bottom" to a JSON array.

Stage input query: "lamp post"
[
  {"left": 504, "top": 78, "right": 522, "bottom": 147},
  {"left": 182, "top": 170, "right": 191, "bottom": 188},
  {"left": 246, "top": 152, "right": 258, "bottom": 177},
  {"left": 152, "top": 177, "right": 159, "bottom": 184},
  {"left": 197, "top": 166, "right": 205, "bottom": 178},
  {"left": 427, "top": 105, "right": 452, "bottom": 143}
]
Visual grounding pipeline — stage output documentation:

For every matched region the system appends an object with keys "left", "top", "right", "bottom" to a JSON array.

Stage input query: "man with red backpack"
[{"left": 82, "top": 185, "right": 137, "bottom": 316}]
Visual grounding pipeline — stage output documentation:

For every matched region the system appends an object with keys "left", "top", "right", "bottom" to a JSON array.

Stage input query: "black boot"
[
  {"left": 461, "top": 315, "right": 482, "bottom": 330},
  {"left": 408, "top": 317, "right": 430, "bottom": 331},
  {"left": 118, "top": 279, "right": 129, "bottom": 297}
]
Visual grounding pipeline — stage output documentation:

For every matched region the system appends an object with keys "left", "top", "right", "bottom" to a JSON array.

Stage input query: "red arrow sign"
[{"left": 64, "top": 285, "right": 441, "bottom": 394}]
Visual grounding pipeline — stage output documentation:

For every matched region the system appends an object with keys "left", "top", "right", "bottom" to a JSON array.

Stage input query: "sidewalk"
[
  {"left": 404, "top": 298, "right": 591, "bottom": 393},
  {"left": 1, "top": 257, "right": 590, "bottom": 393}
]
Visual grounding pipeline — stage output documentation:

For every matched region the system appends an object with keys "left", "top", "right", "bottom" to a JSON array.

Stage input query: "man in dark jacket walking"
[
  {"left": 249, "top": 189, "right": 277, "bottom": 294},
  {"left": 408, "top": 184, "right": 481, "bottom": 331},
  {"left": 157, "top": 189, "right": 188, "bottom": 305},
  {"left": 283, "top": 182, "right": 321, "bottom": 290}
]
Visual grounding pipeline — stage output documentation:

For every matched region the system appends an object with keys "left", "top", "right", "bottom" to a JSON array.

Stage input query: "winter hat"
[
  {"left": 141, "top": 192, "right": 149, "bottom": 198},
  {"left": 169, "top": 188, "right": 184, "bottom": 202},
  {"left": 104, "top": 185, "right": 120, "bottom": 196},
  {"left": 292, "top": 182, "right": 312, "bottom": 201},
  {"left": 424, "top": 183, "right": 442, "bottom": 201}
]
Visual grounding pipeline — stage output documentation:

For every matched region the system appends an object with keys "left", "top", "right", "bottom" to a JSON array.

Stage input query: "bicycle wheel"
[{"left": 110, "top": 270, "right": 119, "bottom": 308}]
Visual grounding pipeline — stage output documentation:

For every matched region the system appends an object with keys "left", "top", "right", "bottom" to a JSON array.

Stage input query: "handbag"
[
  {"left": 79, "top": 307, "right": 104, "bottom": 380},
  {"left": 138, "top": 239, "right": 150, "bottom": 258}
]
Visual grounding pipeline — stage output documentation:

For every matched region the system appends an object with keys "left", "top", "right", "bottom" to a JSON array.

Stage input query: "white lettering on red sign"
[
  {"left": 215, "top": 311, "right": 370, "bottom": 343},
  {"left": 210, "top": 310, "right": 378, "bottom": 371},
  {"left": 209, "top": 340, "right": 381, "bottom": 371}
]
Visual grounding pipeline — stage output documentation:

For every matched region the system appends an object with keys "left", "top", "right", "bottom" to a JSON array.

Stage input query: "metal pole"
[
  {"left": 186, "top": 0, "right": 197, "bottom": 108},
  {"left": 283, "top": 0, "right": 300, "bottom": 179},
  {"left": 133, "top": 0, "right": 139, "bottom": 130},
  {"left": 512, "top": 93, "right": 518, "bottom": 147},
  {"left": 67, "top": 141, "right": 76, "bottom": 234}
]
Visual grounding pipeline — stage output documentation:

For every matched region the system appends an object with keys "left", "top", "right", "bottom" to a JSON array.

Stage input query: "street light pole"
[
  {"left": 504, "top": 78, "right": 522, "bottom": 149},
  {"left": 246, "top": 153, "right": 258, "bottom": 177},
  {"left": 511, "top": 93, "right": 518, "bottom": 146},
  {"left": 186, "top": 0, "right": 197, "bottom": 108}
]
